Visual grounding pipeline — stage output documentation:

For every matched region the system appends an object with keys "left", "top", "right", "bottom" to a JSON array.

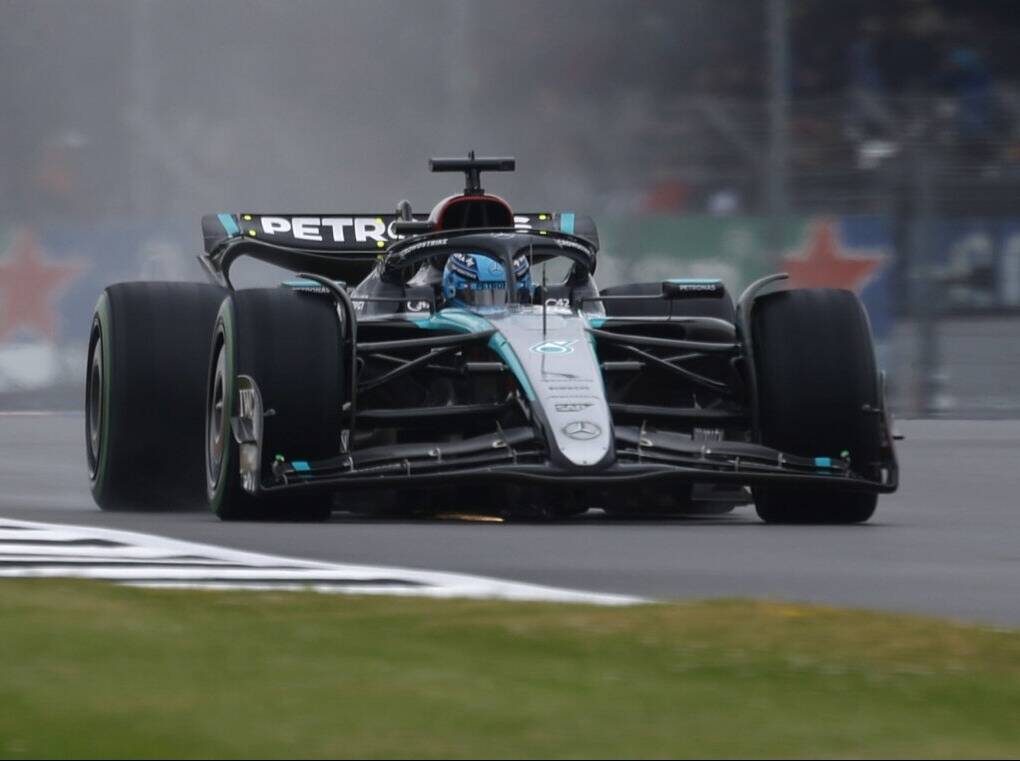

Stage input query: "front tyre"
[
  {"left": 206, "top": 288, "right": 344, "bottom": 522},
  {"left": 751, "top": 288, "right": 881, "bottom": 524},
  {"left": 87, "top": 282, "right": 225, "bottom": 511}
]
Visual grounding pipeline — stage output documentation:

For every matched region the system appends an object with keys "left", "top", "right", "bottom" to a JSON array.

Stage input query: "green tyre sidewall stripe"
[
  {"left": 208, "top": 297, "right": 237, "bottom": 517},
  {"left": 88, "top": 292, "right": 113, "bottom": 497}
]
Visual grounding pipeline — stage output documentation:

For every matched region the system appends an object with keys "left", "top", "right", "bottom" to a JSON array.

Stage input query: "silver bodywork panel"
[{"left": 488, "top": 306, "right": 612, "bottom": 468}]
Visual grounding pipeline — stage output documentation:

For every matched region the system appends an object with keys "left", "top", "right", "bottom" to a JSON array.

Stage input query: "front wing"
[{"left": 259, "top": 424, "right": 898, "bottom": 496}]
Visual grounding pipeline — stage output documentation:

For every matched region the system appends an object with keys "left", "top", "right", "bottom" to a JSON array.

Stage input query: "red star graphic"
[
  {"left": 0, "top": 229, "right": 83, "bottom": 341},
  {"left": 782, "top": 220, "right": 885, "bottom": 292}
]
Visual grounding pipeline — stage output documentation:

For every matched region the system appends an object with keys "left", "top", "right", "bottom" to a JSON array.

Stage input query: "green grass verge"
[{"left": 1, "top": 580, "right": 1018, "bottom": 759}]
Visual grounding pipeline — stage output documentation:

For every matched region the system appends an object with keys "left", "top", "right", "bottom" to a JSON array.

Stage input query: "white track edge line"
[{"left": 0, "top": 516, "right": 643, "bottom": 605}]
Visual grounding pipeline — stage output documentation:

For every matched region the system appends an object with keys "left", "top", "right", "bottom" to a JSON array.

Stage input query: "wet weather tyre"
[
  {"left": 87, "top": 282, "right": 226, "bottom": 511},
  {"left": 751, "top": 288, "right": 880, "bottom": 524},
  {"left": 206, "top": 288, "right": 344, "bottom": 522}
]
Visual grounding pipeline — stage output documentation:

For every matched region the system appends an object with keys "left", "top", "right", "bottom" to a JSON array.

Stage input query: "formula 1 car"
[{"left": 86, "top": 154, "right": 898, "bottom": 523}]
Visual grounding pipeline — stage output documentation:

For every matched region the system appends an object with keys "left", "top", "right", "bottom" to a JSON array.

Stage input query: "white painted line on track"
[{"left": 0, "top": 517, "right": 642, "bottom": 605}]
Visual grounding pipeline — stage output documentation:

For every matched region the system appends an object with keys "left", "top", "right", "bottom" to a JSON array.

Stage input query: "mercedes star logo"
[{"left": 562, "top": 421, "right": 601, "bottom": 440}]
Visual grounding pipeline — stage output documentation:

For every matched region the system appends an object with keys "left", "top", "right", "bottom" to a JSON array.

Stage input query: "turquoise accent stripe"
[
  {"left": 587, "top": 316, "right": 606, "bottom": 329},
  {"left": 291, "top": 460, "right": 311, "bottom": 472},
  {"left": 560, "top": 212, "right": 575, "bottom": 235},
  {"left": 218, "top": 213, "right": 240, "bottom": 237},
  {"left": 283, "top": 279, "right": 323, "bottom": 288},
  {"left": 814, "top": 457, "right": 833, "bottom": 468},
  {"left": 410, "top": 309, "right": 535, "bottom": 400},
  {"left": 487, "top": 333, "right": 536, "bottom": 401},
  {"left": 408, "top": 308, "right": 492, "bottom": 334},
  {"left": 666, "top": 278, "right": 721, "bottom": 285}
]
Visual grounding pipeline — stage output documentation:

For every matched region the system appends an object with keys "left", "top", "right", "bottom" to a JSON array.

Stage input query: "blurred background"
[{"left": 2, "top": 0, "right": 1019, "bottom": 416}]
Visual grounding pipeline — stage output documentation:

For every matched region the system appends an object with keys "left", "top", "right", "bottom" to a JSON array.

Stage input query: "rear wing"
[
  {"left": 200, "top": 211, "right": 598, "bottom": 286},
  {"left": 202, "top": 213, "right": 427, "bottom": 256},
  {"left": 202, "top": 211, "right": 598, "bottom": 254}
]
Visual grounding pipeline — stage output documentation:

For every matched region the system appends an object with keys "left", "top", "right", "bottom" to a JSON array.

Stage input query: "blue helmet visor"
[{"left": 451, "top": 281, "right": 509, "bottom": 308}]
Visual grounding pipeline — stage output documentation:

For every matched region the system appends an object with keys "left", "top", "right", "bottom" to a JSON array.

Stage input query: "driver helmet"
[{"left": 442, "top": 252, "right": 532, "bottom": 311}]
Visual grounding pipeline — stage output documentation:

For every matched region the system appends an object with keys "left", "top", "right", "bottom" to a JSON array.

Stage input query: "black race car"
[{"left": 86, "top": 155, "right": 898, "bottom": 522}]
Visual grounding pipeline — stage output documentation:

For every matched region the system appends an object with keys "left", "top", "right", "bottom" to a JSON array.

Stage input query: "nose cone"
[
  {"left": 555, "top": 418, "right": 611, "bottom": 467},
  {"left": 491, "top": 308, "right": 613, "bottom": 469}
]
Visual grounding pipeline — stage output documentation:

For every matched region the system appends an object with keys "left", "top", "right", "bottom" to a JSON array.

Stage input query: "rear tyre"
[
  {"left": 87, "top": 282, "right": 225, "bottom": 511},
  {"left": 751, "top": 288, "right": 880, "bottom": 524},
  {"left": 207, "top": 288, "right": 343, "bottom": 522}
]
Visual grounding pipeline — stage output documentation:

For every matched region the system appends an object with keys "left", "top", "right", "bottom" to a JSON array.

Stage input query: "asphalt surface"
[{"left": 1, "top": 413, "right": 1018, "bottom": 623}]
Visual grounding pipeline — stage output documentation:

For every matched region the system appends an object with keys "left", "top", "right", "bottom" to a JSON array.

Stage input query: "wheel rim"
[
  {"left": 207, "top": 344, "right": 227, "bottom": 490},
  {"left": 86, "top": 329, "right": 103, "bottom": 477}
]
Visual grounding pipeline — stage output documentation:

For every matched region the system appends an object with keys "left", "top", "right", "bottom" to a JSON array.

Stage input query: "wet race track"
[{"left": 1, "top": 413, "right": 1018, "bottom": 622}]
